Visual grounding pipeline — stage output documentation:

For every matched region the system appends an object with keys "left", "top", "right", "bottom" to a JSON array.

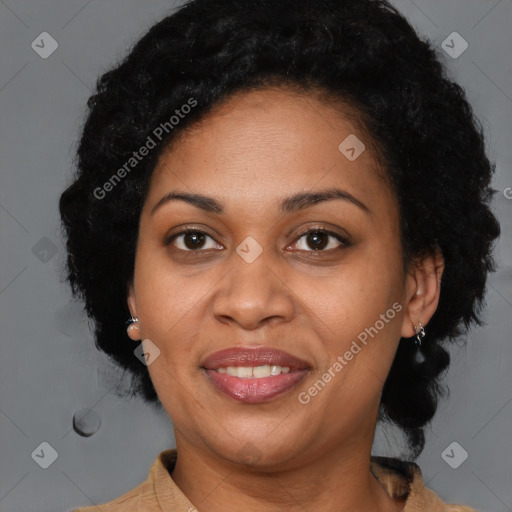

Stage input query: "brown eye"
[
  {"left": 305, "top": 232, "right": 329, "bottom": 250},
  {"left": 291, "top": 229, "right": 348, "bottom": 252},
  {"left": 167, "top": 230, "right": 223, "bottom": 251}
]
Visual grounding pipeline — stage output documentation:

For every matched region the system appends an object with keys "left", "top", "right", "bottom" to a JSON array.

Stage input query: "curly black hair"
[{"left": 59, "top": 0, "right": 500, "bottom": 458}]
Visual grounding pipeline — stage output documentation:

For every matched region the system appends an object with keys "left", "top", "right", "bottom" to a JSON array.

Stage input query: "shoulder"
[
  {"left": 370, "top": 456, "right": 479, "bottom": 512},
  {"left": 446, "top": 507, "right": 479, "bottom": 512},
  {"left": 70, "top": 479, "right": 153, "bottom": 512},
  {"left": 69, "top": 451, "right": 170, "bottom": 512}
]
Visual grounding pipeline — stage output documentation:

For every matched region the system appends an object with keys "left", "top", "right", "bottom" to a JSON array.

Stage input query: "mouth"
[{"left": 201, "top": 346, "right": 311, "bottom": 404}]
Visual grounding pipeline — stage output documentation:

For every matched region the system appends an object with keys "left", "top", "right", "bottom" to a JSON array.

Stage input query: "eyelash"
[{"left": 164, "top": 227, "right": 350, "bottom": 253}]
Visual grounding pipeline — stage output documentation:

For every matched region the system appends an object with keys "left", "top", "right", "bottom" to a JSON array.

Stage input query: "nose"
[{"left": 212, "top": 247, "right": 295, "bottom": 330}]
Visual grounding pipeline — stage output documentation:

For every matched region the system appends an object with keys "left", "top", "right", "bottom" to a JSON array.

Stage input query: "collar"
[{"left": 150, "top": 449, "right": 452, "bottom": 511}]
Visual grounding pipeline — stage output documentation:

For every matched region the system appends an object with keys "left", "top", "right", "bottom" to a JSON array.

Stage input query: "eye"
[
  {"left": 289, "top": 229, "right": 349, "bottom": 252},
  {"left": 166, "top": 229, "right": 224, "bottom": 251}
]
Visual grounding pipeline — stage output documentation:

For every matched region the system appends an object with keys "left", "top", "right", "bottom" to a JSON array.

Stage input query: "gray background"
[{"left": 0, "top": 1, "right": 510, "bottom": 511}]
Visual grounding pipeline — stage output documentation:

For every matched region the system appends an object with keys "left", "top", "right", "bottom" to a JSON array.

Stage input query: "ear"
[
  {"left": 400, "top": 247, "right": 445, "bottom": 338},
  {"left": 127, "top": 280, "right": 138, "bottom": 318},
  {"left": 126, "top": 281, "right": 141, "bottom": 341}
]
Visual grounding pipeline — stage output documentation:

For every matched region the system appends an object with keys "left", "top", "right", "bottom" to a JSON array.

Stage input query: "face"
[{"left": 128, "top": 87, "right": 417, "bottom": 470}]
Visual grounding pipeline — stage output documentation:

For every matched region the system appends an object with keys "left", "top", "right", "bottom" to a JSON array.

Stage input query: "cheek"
[
  {"left": 133, "top": 254, "right": 205, "bottom": 416},
  {"left": 293, "top": 247, "right": 404, "bottom": 402},
  {"left": 132, "top": 247, "right": 209, "bottom": 357},
  {"left": 300, "top": 252, "right": 402, "bottom": 337}
]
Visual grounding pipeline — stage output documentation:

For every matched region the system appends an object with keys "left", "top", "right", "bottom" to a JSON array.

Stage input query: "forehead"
[{"left": 146, "top": 87, "right": 392, "bottom": 213}]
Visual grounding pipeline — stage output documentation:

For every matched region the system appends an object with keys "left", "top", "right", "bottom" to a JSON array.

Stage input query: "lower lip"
[{"left": 204, "top": 369, "right": 309, "bottom": 403}]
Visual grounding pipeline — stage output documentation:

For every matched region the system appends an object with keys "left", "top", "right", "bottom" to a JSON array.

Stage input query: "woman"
[{"left": 60, "top": 0, "right": 500, "bottom": 510}]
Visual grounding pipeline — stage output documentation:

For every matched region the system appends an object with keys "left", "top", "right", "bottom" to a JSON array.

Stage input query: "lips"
[
  {"left": 202, "top": 346, "right": 310, "bottom": 404},
  {"left": 202, "top": 347, "right": 310, "bottom": 371}
]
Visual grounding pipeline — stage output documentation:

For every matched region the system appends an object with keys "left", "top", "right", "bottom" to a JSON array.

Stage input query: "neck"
[{"left": 170, "top": 431, "right": 403, "bottom": 512}]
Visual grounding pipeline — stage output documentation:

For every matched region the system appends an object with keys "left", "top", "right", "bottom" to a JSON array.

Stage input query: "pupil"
[
  {"left": 185, "top": 232, "right": 205, "bottom": 249},
  {"left": 308, "top": 232, "right": 327, "bottom": 250}
]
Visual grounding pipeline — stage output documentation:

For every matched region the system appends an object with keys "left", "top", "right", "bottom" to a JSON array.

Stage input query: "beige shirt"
[{"left": 71, "top": 449, "right": 477, "bottom": 512}]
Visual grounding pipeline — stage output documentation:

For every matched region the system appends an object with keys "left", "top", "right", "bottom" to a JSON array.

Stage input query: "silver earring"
[
  {"left": 412, "top": 321, "right": 425, "bottom": 348},
  {"left": 126, "top": 316, "right": 139, "bottom": 326}
]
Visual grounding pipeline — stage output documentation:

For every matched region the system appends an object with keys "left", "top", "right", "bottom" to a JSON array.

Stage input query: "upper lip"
[{"left": 202, "top": 346, "right": 310, "bottom": 371}]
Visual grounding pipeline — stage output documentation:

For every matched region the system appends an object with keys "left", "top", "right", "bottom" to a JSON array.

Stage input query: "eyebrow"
[{"left": 150, "top": 187, "right": 370, "bottom": 216}]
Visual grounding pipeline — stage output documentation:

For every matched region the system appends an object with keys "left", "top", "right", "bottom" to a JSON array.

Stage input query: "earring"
[
  {"left": 412, "top": 321, "right": 425, "bottom": 348},
  {"left": 126, "top": 317, "right": 140, "bottom": 340}
]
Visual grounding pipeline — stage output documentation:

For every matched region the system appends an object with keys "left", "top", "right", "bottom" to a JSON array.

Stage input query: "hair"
[{"left": 59, "top": 0, "right": 500, "bottom": 458}]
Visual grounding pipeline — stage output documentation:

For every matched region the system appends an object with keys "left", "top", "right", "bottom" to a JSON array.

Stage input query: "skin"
[{"left": 127, "top": 87, "right": 444, "bottom": 512}]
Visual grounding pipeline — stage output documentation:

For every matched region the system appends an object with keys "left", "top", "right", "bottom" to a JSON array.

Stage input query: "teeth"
[
  {"left": 270, "top": 365, "right": 280, "bottom": 375},
  {"left": 216, "top": 365, "right": 291, "bottom": 378},
  {"left": 237, "top": 367, "right": 253, "bottom": 378},
  {"left": 253, "top": 365, "right": 271, "bottom": 378}
]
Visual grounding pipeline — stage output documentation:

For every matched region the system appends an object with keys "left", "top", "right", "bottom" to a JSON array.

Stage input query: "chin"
[{"left": 204, "top": 430, "right": 309, "bottom": 469}]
